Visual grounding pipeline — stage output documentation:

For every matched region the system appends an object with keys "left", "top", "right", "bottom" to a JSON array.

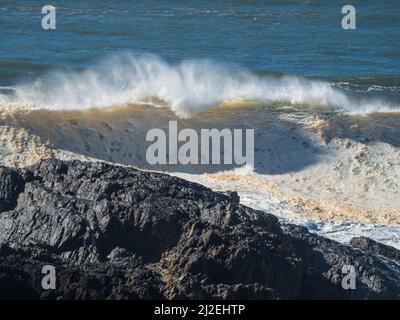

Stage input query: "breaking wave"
[{"left": 0, "top": 54, "right": 398, "bottom": 117}]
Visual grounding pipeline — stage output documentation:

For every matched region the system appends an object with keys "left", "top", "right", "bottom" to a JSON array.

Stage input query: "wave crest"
[{"left": 0, "top": 54, "right": 398, "bottom": 117}]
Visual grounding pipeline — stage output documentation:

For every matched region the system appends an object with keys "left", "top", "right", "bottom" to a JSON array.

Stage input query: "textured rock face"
[
  {"left": 0, "top": 159, "right": 399, "bottom": 300},
  {"left": 350, "top": 237, "right": 400, "bottom": 262},
  {"left": 0, "top": 167, "right": 24, "bottom": 213},
  {"left": 283, "top": 225, "right": 400, "bottom": 299}
]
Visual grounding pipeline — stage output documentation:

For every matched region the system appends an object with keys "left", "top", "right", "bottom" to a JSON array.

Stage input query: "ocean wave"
[{"left": 0, "top": 53, "right": 398, "bottom": 117}]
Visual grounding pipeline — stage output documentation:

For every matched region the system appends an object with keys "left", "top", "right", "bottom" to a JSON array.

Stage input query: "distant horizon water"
[{"left": 0, "top": 1, "right": 399, "bottom": 82}]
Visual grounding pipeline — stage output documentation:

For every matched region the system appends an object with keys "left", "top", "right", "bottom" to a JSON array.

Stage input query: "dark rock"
[
  {"left": 350, "top": 236, "right": 400, "bottom": 262},
  {"left": 0, "top": 167, "right": 25, "bottom": 213},
  {"left": 222, "top": 191, "right": 240, "bottom": 205},
  {"left": 282, "top": 224, "right": 400, "bottom": 299},
  {"left": 0, "top": 159, "right": 399, "bottom": 300}
]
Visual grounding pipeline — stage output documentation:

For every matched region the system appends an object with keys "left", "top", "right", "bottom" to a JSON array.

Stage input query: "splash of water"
[{"left": 0, "top": 54, "right": 397, "bottom": 117}]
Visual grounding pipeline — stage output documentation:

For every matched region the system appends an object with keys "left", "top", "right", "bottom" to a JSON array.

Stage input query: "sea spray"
[{"left": 0, "top": 53, "right": 398, "bottom": 116}]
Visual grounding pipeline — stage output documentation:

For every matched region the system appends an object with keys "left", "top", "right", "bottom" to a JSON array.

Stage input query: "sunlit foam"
[{"left": 0, "top": 53, "right": 398, "bottom": 117}]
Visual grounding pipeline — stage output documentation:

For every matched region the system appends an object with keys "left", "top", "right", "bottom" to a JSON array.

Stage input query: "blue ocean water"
[{"left": 0, "top": 0, "right": 399, "bottom": 109}]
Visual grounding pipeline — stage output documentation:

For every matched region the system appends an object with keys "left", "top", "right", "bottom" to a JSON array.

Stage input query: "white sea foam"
[
  {"left": 0, "top": 54, "right": 398, "bottom": 116},
  {"left": 0, "top": 86, "right": 15, "bottom": 90},
  {"left": 238, "top": 191, "right": 400, "bottom": 249}
]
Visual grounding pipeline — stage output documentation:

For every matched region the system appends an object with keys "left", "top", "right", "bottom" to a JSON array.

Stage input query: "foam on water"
[
  {"left": 239, "top": 191, "right": 400, "bottom": 250},
  {"left": 0, "top": 54, "right": 398, "bottom": 117}
]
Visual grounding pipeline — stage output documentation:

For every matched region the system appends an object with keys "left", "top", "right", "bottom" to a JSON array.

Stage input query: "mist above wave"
[{"left": 0, "top": 53, "right": 397, "bottom": 117}]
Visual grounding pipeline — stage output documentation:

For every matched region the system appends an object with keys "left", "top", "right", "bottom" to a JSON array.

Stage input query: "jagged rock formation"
[
  {"left": 350, "top": 236, "right": 400, "bottom": 262},
  {"left": 0, "top": 159, "right": 399, "bottom": 299}
]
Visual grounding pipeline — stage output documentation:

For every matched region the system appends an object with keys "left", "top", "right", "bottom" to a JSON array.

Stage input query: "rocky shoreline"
[{"left": 0, "top": 159, "right": 399, "bottom": 299}]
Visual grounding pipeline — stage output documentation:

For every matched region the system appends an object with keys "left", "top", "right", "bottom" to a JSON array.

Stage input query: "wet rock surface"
[
  {"left": 0, "top": 159, "right": 399, "bottom": 299},
  {"left": 0, "top": 167, "right": 24, "bottom": 213},
  {"left": 350, "top": 236, "right": 400, "bottom": 263},
  {"left": 283, "top": 225, "right": 400, "bottom": 299}
]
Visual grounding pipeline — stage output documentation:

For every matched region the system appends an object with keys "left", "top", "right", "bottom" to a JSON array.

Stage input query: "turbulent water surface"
[
  {"left": 0, "top": 1, "right": 399, "bottom": 247},
  {"left": 0, "top": 0, "right": 400, "bottom": 113}
]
